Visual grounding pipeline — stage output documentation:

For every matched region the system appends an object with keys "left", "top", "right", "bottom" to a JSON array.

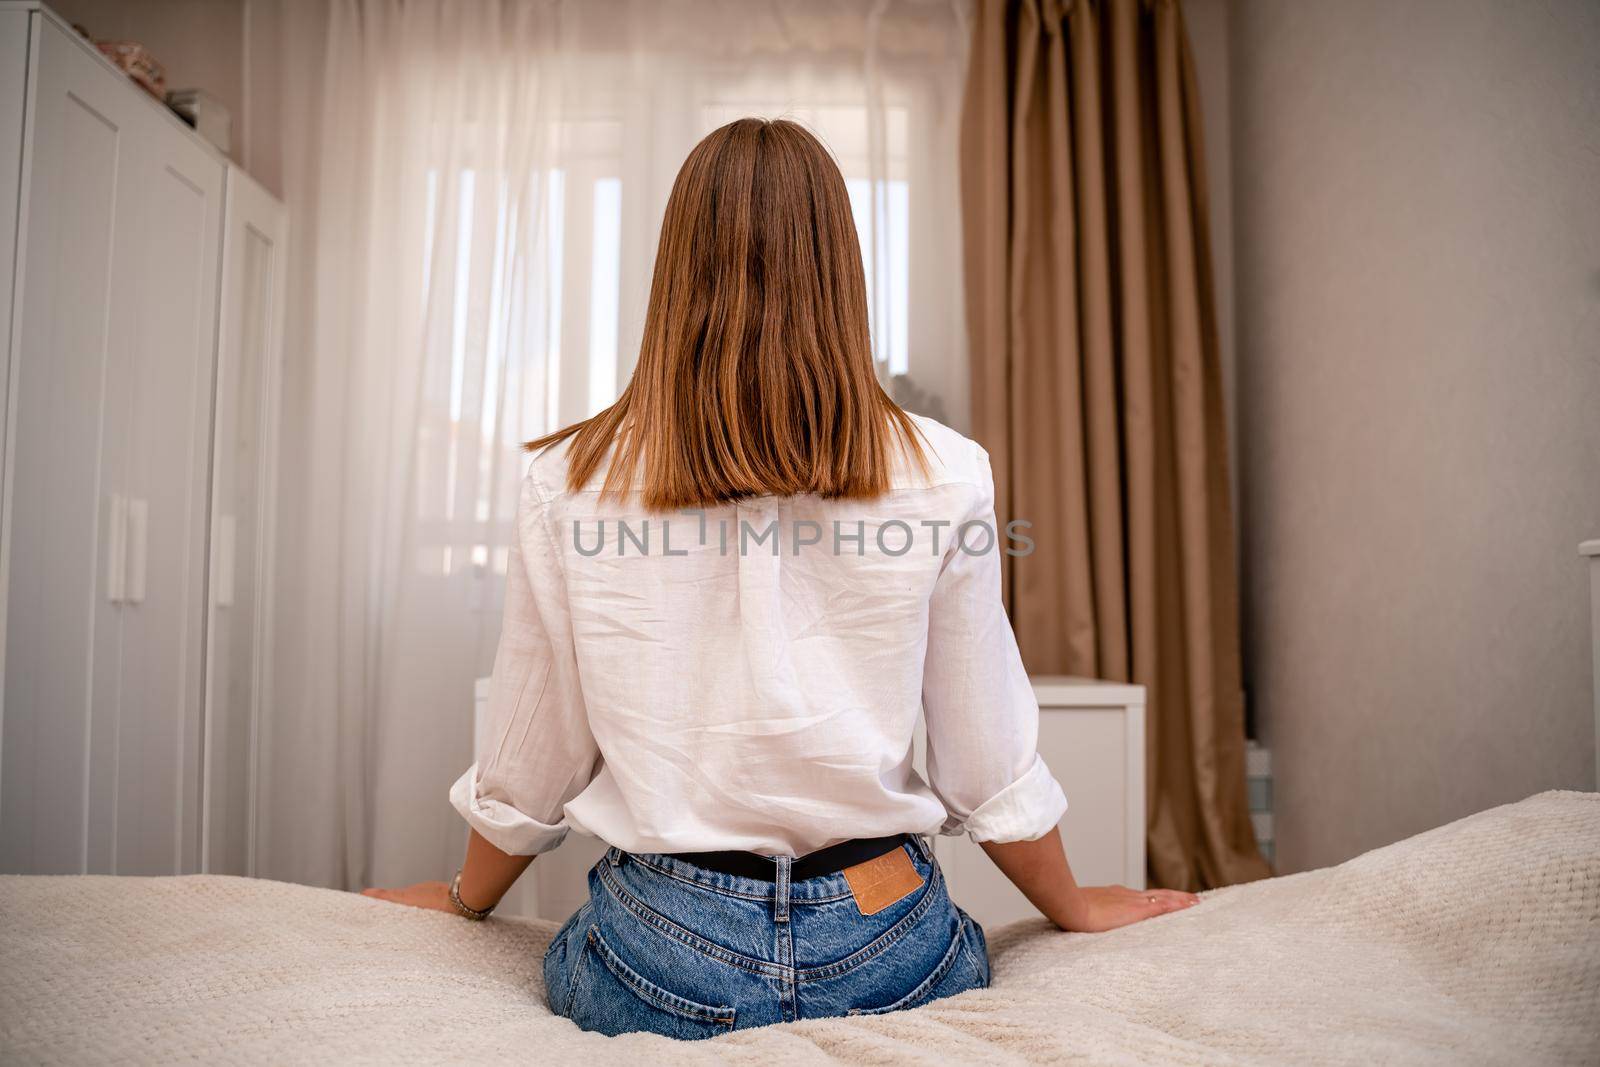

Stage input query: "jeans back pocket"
[
  {"left": 846, "top": 916, "right": 982, "bottom": 1016},
  {"left": 565, "top": 925, "right": 737, "bottom": 1040}
]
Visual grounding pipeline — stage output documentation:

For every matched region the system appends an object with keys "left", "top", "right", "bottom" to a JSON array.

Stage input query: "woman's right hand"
[
  {"left": 1055, "top": 884, "right": 1199, "bottom": 933},
  {"left": 979, "top": 829, "right": 1201, "bottom": 933}
]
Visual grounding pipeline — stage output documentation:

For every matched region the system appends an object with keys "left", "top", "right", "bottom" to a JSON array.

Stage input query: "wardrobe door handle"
[
  {"left": 106, "top": 493, "right": 127, "bottom": 603},
  {"left": 126, "top": 498, "right": 148, "bottom": 605}
]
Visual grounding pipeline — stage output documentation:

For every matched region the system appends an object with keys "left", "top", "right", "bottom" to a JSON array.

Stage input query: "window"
[{"left": 407, "top": 60, "right": 965, "bottom": 579}]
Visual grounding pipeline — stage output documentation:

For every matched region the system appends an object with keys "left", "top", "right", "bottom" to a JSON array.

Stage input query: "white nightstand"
[
  {"left": 479, "top": 675, "right": 1148, "bottom": 927},
  {"left": 930, "top": 676, "right": 1147, "bottom": 930},
  {"left": 1583, "top": 539, "right": 1599, "bottom": 784}
]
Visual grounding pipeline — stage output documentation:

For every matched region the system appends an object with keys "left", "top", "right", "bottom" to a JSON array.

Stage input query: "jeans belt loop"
[{"left": 773, "top": 855, "right": 791, "bottom": 923}]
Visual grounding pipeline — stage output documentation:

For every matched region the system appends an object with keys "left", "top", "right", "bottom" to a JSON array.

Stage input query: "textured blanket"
[{"left": 2, "top": 791, "right": 1597, "bottom": 1065}]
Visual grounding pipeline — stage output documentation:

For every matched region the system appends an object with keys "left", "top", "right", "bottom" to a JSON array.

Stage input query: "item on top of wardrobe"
[
  {"left": 94, "top": 40, "right": 165, "bottom": 98},
  {"left": 167, "top": 89, "right": 231, "bottom": 154}
]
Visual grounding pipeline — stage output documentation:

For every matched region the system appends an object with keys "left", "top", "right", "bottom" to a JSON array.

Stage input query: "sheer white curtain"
[{"left": 255, "top": 0, "right": 971, "bottom": 890}]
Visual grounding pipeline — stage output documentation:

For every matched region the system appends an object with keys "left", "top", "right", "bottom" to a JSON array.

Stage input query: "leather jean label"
[{"left": 842, "top": 846, "right": 924, "bottom": 916}]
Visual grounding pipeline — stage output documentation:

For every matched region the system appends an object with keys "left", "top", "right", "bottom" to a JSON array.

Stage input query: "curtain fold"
[{"left": 961, "top": 0, "right": 1268, "bottom": 890}]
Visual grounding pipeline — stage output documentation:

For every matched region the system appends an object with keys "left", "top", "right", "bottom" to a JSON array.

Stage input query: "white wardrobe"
[{"left": 0, "top": 4, "right": 284, "bottom": 878}]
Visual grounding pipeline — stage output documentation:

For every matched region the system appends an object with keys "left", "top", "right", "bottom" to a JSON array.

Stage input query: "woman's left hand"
[{"left": 361, "top": 881, "right": 454, "bottom": 913}]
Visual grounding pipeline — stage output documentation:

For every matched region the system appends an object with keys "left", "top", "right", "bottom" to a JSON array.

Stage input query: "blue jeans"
[{"left": 542, "top": 836, "right": 990, "bottom": 1039}]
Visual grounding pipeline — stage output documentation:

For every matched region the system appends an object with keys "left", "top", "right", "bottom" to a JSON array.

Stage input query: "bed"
[{"left": 2, "top": 791, "right": 1596, "bottom": 1065}]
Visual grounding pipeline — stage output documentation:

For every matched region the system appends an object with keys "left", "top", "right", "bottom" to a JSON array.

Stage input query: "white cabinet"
[
  {"left": 933, "top": 676, "right": 1146, "bottom": 929},
  {"left": 0, "top": 5, "right": 282, "bottom": 877},
  {"left": 1584, "top": 539, "right": 1599, "bottom": 786},
  {"left": 484, "top": 675, "right": 1147, "bottom": 929}
]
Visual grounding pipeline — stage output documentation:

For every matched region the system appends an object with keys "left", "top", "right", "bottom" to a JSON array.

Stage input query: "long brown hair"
[{"left": 525, "top": 118, "right": 927, "bottom": 511}]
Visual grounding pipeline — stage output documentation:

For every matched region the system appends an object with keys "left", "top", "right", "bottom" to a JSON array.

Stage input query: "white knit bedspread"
[{"left": 2, "top": 791, "right": 1597, "bottom": 1065}]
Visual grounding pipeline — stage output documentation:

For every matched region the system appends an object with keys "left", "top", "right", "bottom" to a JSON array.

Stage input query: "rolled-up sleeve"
[
  {"left": 450, "top": 466, "right": 599, "bottom": 856},
  {"left": 922, "top": 442, "right": 1068, "bottom": 843}
]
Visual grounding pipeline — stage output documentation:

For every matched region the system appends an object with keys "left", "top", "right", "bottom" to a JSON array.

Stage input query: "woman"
[{"left": 366, "top": 118, "right": 1197, "bottom": 1039}]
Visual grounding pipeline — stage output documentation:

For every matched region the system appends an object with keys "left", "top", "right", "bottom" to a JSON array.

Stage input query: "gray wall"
[{"left": 1230, "top": 0, "right": 1600, "bottom": 872}]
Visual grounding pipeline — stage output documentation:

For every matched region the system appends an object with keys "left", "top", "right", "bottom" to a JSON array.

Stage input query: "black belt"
[{"left": 668, "top": 834, "right": 913, "bottom": 882}]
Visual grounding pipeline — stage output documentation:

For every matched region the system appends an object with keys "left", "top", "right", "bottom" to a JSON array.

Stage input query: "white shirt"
[{"left": 451, "top": 414, "right": 1067, "bottom": 858}]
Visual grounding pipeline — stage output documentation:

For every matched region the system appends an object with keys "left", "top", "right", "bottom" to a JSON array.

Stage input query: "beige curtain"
[{"left": 961, "top": 0, "right": 1269, "bottom": 890}]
